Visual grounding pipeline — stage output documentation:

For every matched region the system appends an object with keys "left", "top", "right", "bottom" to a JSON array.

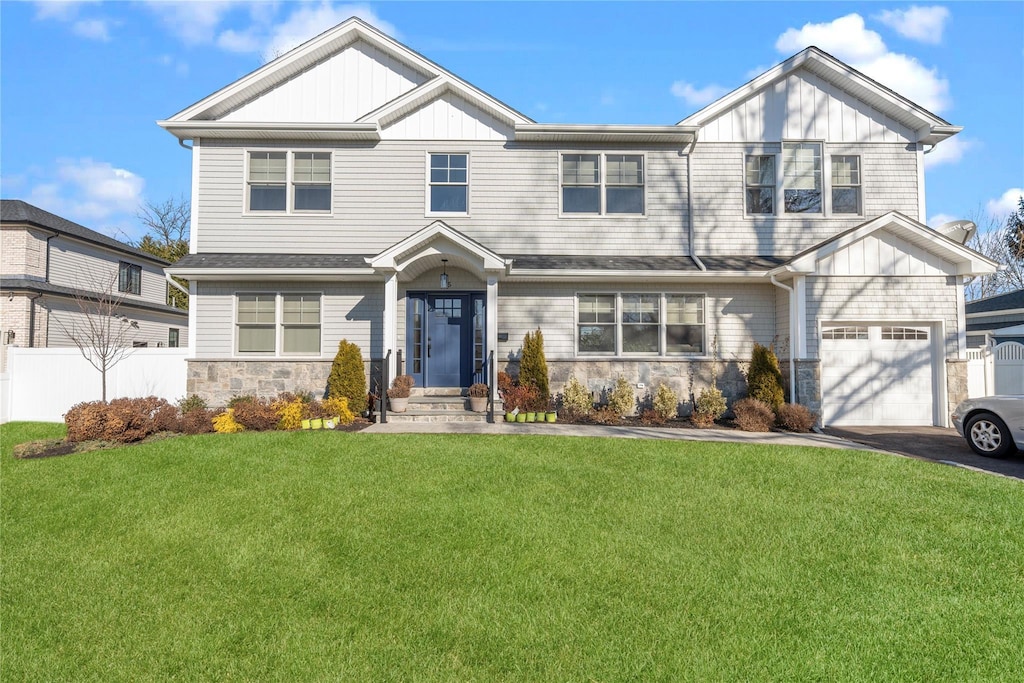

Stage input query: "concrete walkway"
[{"left": 363, "top": 419, "right": 870, "bottom": 451}]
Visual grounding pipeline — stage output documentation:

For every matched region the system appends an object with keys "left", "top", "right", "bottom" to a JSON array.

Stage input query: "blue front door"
[{"left": 408, "top": 293, "right": 485, "bottom": 387}]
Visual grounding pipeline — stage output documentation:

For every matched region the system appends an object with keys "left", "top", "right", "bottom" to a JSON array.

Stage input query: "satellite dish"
[{"left": 936, "top": 220, "right": 976, "bottom": 245}]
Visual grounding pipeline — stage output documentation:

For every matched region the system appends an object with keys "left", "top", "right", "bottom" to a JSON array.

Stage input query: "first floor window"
[
  {"left": 168, "top": 328, "right": 180, "bottom": 348},
  {"left": 118, "top": 262, "right": 141, "bottom": 295},
  {"left": 745, "top": 154, "right": 775, "bottom": 215},
  {"left": 236, "top": 293, "right": 321, "bottom": 355},
  {"left": 429, "top": 153, "right": 468, "bottom": 213},
  {"left": 831, "top": 155, "right": 861, "bottom": 214},
  {"left": 248, "top": 151, "right": 287, "bottom": 211},
  {"left": 578, "top": 293, "right": 705, "bottom": 356},
  {"left": 783, "top": 142, "right": 822, "bottom": 213}
]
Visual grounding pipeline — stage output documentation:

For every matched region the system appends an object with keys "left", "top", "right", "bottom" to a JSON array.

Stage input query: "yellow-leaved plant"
[
  {"left": 322, "top": 396, "right": 355, "bottom": 425},
  {"left": 212, "top": 409, "right": 245, "bottom": 433},
  {"left": 273, "top": 398, "right": 306, "bottom": 430}
]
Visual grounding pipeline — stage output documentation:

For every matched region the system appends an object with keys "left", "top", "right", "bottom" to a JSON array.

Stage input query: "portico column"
[
  {"left": 486, "top": 274, "right": 499, "bottom": 400},
  {"left": 383, "top": 270, "right": 398, "bottom": 379},
  {"left": 793, "top": 275, "right": 807, "bottom": 358}
]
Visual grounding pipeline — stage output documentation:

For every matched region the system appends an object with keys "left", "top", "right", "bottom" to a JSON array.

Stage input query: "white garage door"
[{"left": 821, "top": 324, "right": 936, "bottom": 426}]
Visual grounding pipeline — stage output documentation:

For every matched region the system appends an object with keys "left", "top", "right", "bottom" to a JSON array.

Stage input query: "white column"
[
  {"left": 486, "top": 275, "right": 498, "bottom": 400},
  {"left": 956, "top": 276, "right": 967, "bottom": 359},
  {"left": 382, "top": 270, "right": 398, "bottom": 379},
  {"left": 793, "top": 275, "right": 808, "bottom": 358},
  {"left": 187, "top": 280, "right": 197, "bottom": 359}
]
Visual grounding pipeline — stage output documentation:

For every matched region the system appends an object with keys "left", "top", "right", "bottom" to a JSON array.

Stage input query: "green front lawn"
[{"left": 2, "top": 424, "right": 1022, "bottom": 680}]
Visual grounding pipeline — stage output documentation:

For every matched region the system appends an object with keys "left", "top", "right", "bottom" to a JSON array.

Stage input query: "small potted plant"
[
  {"left": 546, "top": 397, "right": 558, "bottom": 423},
  {"left": 387, "top": 375, "right": 414, "bottom": 413},
  {"left": 468, "top": 383, "right": 489, "bottom": 412}
]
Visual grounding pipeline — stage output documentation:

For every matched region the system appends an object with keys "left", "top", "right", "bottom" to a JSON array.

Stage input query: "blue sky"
[{"left": 1, "top": 1, "right": 1021, "bottom": 243}]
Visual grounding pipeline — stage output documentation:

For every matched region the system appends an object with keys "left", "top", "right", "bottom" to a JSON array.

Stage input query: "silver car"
[{"left": 952, "top": 396, "right": 1024, "bottom": 458}]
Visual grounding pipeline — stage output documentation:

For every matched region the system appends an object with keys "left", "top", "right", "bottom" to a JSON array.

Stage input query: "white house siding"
[
  {"left": 691, "top": 142, "right": 919, "bottom": 255},
  {"left": 220, "top": 39, "right": 428, "bottom": 123},
  {"left": 817, "top": 232, "right": 957, "bottom": 277},
  {"left": 805, "top": 275, "right": 959, "bottom": 359},
  {"left": 193, "top": 280, "right": 382, "bottom": 359},
  {"left": 195, "top": 140, "right": 690, "bottom": 257},
  {"left": 48, "top": 237, "right": 169, "bottom": 306},
  {"left": 698, "top": 68, "right": 915, "bottom": 143},
  {"left": 45, "top": 297, "right": 188, "bottom": 349},
  {"left": 381, "top": 92, "right": 513, "bottom": 141}
]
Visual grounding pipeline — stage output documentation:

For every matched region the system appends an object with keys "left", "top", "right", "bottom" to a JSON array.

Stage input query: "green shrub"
[
  {"left": 652, "top": 383, "right": 679, "bottom": 421},
  {"left": 327, "top": 339, "right": 367, "bottom": 415},
  {"left": 776, "top": 403, "right": 816, "bottom": 432},
  {"left": 693, "top": 386, "right": 727, "bottom": 426},
  {"left": 607, "top": 376, "right": 636, "bottom": 417},
  {"left": 733, "top": 397, "right": 775, "bottom": 432},
  {"left": 227, "top": 395, "right": 256, "bottom": 408},
  {"left": 177, "top": 394, "right": 208, "bottom": 414},
  {"left": 561, "top": 375, "right": 594, "bottom": 417},
  {"left": 519, "top": 329, "right": 550, "bottom": 402},
  {"left": 747, "top": 343, "right": 784, "bottom": 410}
]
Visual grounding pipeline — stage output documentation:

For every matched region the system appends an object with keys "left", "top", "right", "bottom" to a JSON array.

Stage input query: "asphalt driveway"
[{"left": 825, "top": 426, "right": 1024, "bottom": 480}]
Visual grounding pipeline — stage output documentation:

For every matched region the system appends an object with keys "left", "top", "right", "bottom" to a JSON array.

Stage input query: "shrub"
[
  {"left": 640, "top": 409, "right": 667, "bottom": 426},
  {"left": 691, "top": 411, "right": 716, "bottom": 428},
  {"left": 102, "top": 397, "right": 177, "bottom": 443},
  {"left": 692, "top": 386, "right": 727, "bottom": 427},
  {"left": 607, "top": 376, "right": 636, "bottom": 417},
  {"left": 321, "top": 396, "right": 355, "bottom": 425},
  {"left": 776, "top": 402, "right": 816, "bottom": 432},
  {"left": 177, "top": 394, "right": 208, "bottom": 415},
  {"left": 590, "top": 406, "right": 621, "bottom": 425},
  {"left": 652, "top": 383, "right": 679, "bottom": 421},
  {"left": 468, "top": 383, "right": 488, "bottom": 398},
  {"left": 561, "top": 375, "right": 593, "bottom": 417},
  {"left": 212, "top": 409, "right": 245, "bottom": 433},
  {"left": 232, "top": 399, "right": 279, "bottom": 431},
  {"left": 65, "top": 401, "right": 109, "bottom": 442},
  {"left": 497, "top": 371, "right": 514, "bottom": 395},
  {"left": 519, "top": 329, "right": 550, "bottom": 402},
  {"left": 179, "top": 408, "right": 214, "bottom": 434},
  {"left": 387, "top": 374, "right": 414, "bottom": 399},
  {"left": 747, "top": 343, "right": 785, "bottom": 410},
  {"left": 227, "top": 394, "right": 256, "bottom": 408},
  {"left": 733, "top": 397, "right": 775, "bottom": 432},
  {"left": 273, "top": 397, "right": 306, "bottom": 430},
  {"left": 501, "top": 384, "right": 537, "bottom": 413},
  {"left": 327, "top": 340, "right": 367, "bottom": 415}
]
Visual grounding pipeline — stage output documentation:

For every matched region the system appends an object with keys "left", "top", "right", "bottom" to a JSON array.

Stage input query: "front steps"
[{"left": 382, "top": 387, "right": 500, "bottom": 423}]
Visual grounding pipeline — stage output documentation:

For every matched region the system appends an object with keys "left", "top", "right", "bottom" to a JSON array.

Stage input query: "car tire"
[{"left": 964, "top": 412, "right": 1015, "bottom": 458}]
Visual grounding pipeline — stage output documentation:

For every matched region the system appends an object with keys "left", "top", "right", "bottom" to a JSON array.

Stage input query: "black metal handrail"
[{"left": 374, "top": 349, "right": 391, "bottom": 424}]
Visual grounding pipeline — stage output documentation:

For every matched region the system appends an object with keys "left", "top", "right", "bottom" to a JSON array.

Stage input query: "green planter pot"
[
  {"left": 526, "top": 412, "right": 537, "bottom": 422},
  {"left": 310, "top": 418, "right": 324, "bottom": 430},
  {"left": 546, "top": 412, "right": 558, "bottom": 423},
  {"left": 505, "top": 412, "right": 516, "bottom": 422},
  {"left": 515, "top": 413, "right": 527, "bottom": 423},
  {"left": 301, "top": 419, "right": 311, "bottom": 430}
]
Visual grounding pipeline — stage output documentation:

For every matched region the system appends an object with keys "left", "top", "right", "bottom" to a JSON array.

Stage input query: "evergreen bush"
[
  {"left": 327, "top": 339, "right": 367, "bottom": 415},
  {"left": 607, "top": 376, "right": 636, "bottom": 417},
  {"left": 561, "top": 375, "right": 594, "bottom": 417},
  {"left": 652, "top": 383, "right": 679, "bottom": 421},
  {"left": 747, "top": 343, "right": 785, "bottom": 410},
  {"left": 519, "top": 329, "right": 550, "bottom": 402},
  {"left": 693, "top": 386, "right": 727, "bottom": 427}
]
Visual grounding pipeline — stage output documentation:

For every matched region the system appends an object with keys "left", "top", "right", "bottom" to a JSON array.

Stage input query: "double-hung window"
[
  {"left": 248, "top": 151, "right": 332, "bottom": 213},
  {"left": 561, "top": 154, "right": 645, "bottom": 215},
  {"left": 744, "top": 155, "right": 775, "bottom": 215},
  {"left": 429, "top": 153, "right": 468, "bottom": 213},
  {"left": 578, "top": 293, "right": 705, "bottom": 356},
  {"left": 248, "top": 152, "right": 287, "bottom": 211},
  {"left": 782, "top": 142, "right": 822, "bottom": 213},
  {"left": 292, "top": 152, "right": 331, "bottom": 211},
  {"left": 118, "top": 262, "right": 141, "bottom": 295},
  {"left": 236, "top": 293, "right": 321, "bottom": 356},
  {"left": 831, "top": 155, "right": 861, "bottom": 214}
]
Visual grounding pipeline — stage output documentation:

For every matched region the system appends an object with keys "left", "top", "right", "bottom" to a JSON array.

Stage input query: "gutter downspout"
[
  {"left": 26, "top": 292, "right": 42, "bottom": 347},
  {"left": 685, "top": 134, "right": 706, "bottom": 271},
  {"left": 165, "top": 272, "right": 189, "bottom": 297},
  {"left": 769, "top": 274, "right": 796, "bottom": 403}
]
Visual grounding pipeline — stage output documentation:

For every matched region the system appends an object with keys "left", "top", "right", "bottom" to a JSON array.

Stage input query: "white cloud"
[
  {"left": 670, "top": 81, "right": 730, "bottom": 108},
  {"left": 217, "top": 28, "right": 263, "bottom": 54},
  {"left": 34, "top": 0, "right": 97, "bottom": 21},
  {"left": 144, "top": 1, "right": 246, "bottom": 46},
  {"left": 986, "top": 188, "right": 1024, "bottom": 219},
  {"left": 927, "top": 213, "right": 957, "bottom": 228},
  {"left": 773, "top": 13, "right": 951, "bottom": 113},
  {"left": 260, "top": 3, "right": 397, "bottom": 62},
  {"left": 27, "top": 159, "right": 145, "bottom": 227},
  {"left": 875, "top": 6, "right": 950, "bottom": 44},
  {"left": 923, "top": 136, "right": 975, "bottom": 169},
  {"left": 34, "top": 0, "right": 113, "bottom": 41},
  {"left": 72, "top": 18, "right": 112, "bottom": 41}
]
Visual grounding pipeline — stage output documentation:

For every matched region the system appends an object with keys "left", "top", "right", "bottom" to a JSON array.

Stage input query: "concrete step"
[
  {"left": 410, "top": 387, "right": 463, "bottom": 397},
  {"left": 385, "top": 411, "right": 490, "bottom": 423},
  {"left": 407, "top": 396, "right": 470, "bottom": 411}
]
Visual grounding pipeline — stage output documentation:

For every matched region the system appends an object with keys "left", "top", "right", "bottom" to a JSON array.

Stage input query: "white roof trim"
[
  {"left": 156, "top": 121, "right": 380, "bottom": 141},
  {"left": 358, "top": 76, "right": 528, "bottom": 129},
  {"left": 774, "top": 211, "right": 999, "bottom": 277},
  {"left": 679, "top": 47, "right": 955, "bottom": 143},
  {"left": 165, "top": 268, "right": 377, "bottom": 281},
  {"left": 367, "top": 221, "right": 508, "bottom": 272},
  {"left": 504, "top": 269, "right": 768, "bottom": 281},
  {"left": 515, "top": 124, "right": 698, "bottom": 144}
]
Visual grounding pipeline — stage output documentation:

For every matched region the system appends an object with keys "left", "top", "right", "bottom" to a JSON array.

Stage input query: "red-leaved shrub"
[
  {"left": 733, "top": 397, "right": 775, "bottom": 432},
  {"left": 179, "top": 408, "right": 215, "bottom": 434},
  {"left": 231, "top": 398, "right": 279, "bottom": 431},
  {"left": 65, "top": 397, "right": 177, "bottom": 443},
  {"left": 776, "top": 403, "right": 816, "bottom": 432}
]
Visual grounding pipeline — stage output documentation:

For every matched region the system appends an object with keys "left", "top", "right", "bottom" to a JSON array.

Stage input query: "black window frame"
[{"left": 118, "top": 261, "right": 141, "bottom": 295}]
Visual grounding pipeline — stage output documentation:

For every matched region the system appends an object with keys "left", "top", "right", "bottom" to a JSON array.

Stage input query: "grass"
[{"left": 2, "top": 422, "right": 1022, "bottom": 681}]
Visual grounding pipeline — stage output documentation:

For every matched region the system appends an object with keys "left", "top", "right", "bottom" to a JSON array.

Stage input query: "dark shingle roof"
[
  {"left": 0, "top": 200, "right": 169, "bottom": 265},
  {"left": 966, "top": 289, "right": 1024, "bottom": 315},
  {"left": 508, "top": 254, "right": 785, "bottom": 272},
  {"left": 698, "top": 255, "right": 787, "bottom": 271},
  {"left": 171, "top": 253, "right": 374, "bottom": 269},
  {"left": 0, "top": 277, "right": 188, "bottom": 318}
]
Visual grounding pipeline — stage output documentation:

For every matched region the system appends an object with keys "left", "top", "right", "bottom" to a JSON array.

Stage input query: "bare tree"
[
  {"left": 136, "top": 196, "right": 190, "bottom": 310},
  {"left": 52, "top": 270, "right": 142, "bottom": 402},
  {"left": 964, "top": 204, "right": 1024, "bottom": 300}
]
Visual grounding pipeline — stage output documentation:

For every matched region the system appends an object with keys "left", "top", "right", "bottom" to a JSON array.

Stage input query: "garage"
[{"left": 820, "top": 323, "right": 937, "bottom": 426}]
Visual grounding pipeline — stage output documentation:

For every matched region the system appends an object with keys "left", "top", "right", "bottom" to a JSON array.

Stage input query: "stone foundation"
[
  {"left": 187, "top": 360, "right": 372, "bottom": 407},
  {"left": 793, "top": 360, "right": 822, "bottom": 420},
  {"left": 945, "top": 359, "right": 968, "bottom": 422}
]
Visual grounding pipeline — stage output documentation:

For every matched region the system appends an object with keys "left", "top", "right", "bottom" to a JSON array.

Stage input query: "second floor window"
[
  {"left": 429, "top": 153, "right": 468, "bottom": 213},
  {"left": 248, "top": 151, "right": 332, "bottom": 213},
  {"left": 248, "top": 151, "right": 287, "bottom": 211},
  {"left": 118, "top": 262, "right": 141, "bottom": 295},
  {"left": 782, "top": 142, "right": 822, "bottom": 214},
  {"left": 293, "top": 152, "right": 331, "bottom": 211},
  {"left": 562, "top": 154, "right": 645, "bottom": 215},
  {"left": 831, "top": 155, "right": 861, "bottom": 214},
  {"left": 745, "top": 155, "right": 775, "bottom": 215}
]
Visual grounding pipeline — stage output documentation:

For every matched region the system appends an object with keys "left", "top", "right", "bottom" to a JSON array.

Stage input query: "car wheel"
[{"left": 965, "top": 412, "right": 1015, "bottom": 458}]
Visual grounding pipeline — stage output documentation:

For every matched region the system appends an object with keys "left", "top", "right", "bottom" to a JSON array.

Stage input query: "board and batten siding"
[
  {"left": 805, "top": 275, "right": 959, "bottom": 359},
  {"left": 219, "top": 40, "right": 428, "bottom": 123},
  {"left": 381, "top": 92, "right": 512, "bottom": 141},
  {"left": 45, "top": 298, "right": 187, "bottom": 348},
  {"left": 691, "top": 142, "right": 919, "bottom": 256},
  {"left": 195, "top": 140, "right": 690, "bottom": 257},
  {"left": 194, "top": 280, "right": 383, "bottom": 358},
  {"left": 698, "top": 68, "right": 916, "bottom": 143},
  {"left": 47, "top": 237, "right": 169, "bottom": 306}
]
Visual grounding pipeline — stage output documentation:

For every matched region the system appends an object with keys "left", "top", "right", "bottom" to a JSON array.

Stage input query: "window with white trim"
[
  {"left": 882, "top": 326, "right": 928, "bottom": 341},
  {"left": 822, "top": 326, "right": 869, "bottom": 340},
  {"left": 429, "top": 153, "right": 468, "bottom": 213},
  {"left": 247, "top": 151, "right": 332, "bottom": 213},
  {"left": 561, "top": 154, "right": 644, "bottom": 215},
  {"left": 744, "top": 155, "right": 775, "bottom": 215},
  {"left": 578, "top": 293, "right": 705, "bottom": 356},
  {"left": 236, "top": 293, "right": 321, "bottom": 356},
  {"left": 292, "top": 152, "right": 331, "bottom": 211},
  {"left": 248, "top": 152, "right": 287, "bottom": 211},
  {"left": 783, "top": 142, "right": 822, "bottom": 213},
  {"left": 831, "top": 155, "right": 861, "bottom": 215}
]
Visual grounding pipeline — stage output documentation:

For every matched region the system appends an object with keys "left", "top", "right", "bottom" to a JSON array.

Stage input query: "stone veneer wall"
[
  {"left": 945, "top": 359, "right": 968, "bottom": 422},
  {"left": 187, "top": 360, "right": 373, "bottom": 407},
  {"left": 793, "top": 360, "right": 822, "bottom": 422}
]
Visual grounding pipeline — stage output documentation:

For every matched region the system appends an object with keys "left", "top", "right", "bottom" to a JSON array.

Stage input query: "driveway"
[{"left": 825, "top": 426, "right": 1024, "bottom": 480}]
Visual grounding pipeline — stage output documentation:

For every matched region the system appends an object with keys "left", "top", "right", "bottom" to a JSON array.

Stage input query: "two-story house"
[
  {"left": 160, "top": 18, "right": 996, "bottom": 426},
  {"left": 0, "top": 200, "right": 189, "bottom": 370}
]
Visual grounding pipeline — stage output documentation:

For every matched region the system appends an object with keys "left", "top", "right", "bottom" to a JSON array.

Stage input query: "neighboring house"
[
  {"left": 0, "top": 200, "right": 188, "bottom": 370},
  {"left": 966, "top": 289, "right": 1024, "bottom": 348},
  {"left": 159, "top": 18, "right": 997, "bottom": 426}
]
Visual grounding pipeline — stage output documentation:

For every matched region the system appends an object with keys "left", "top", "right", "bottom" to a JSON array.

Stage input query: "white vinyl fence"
[
  {"left": 966, "top": 342, "right": 1024, "bottom": 398},
  {"left": 0, "top": 347, "right": 188, "bottom": 423}
]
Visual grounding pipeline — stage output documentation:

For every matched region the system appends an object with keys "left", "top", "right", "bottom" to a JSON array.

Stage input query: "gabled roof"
[
  {"left": 0, "top": 200, "right": 169, "bottom": 265},
  {"left": 679, "top": 46, "right": 960, "bottom": 145},
  {"left": 159, "top": 17, "right": 532, "bottom": 141},
  {"left": 368, "top": 221, "right": 508, "bottom": 275},
  {"left": 771, "top": 211, "right": 998, "bottom": 278},
  {"left": 966, "top": 289, "right": 1024, "bottom": 315}
]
